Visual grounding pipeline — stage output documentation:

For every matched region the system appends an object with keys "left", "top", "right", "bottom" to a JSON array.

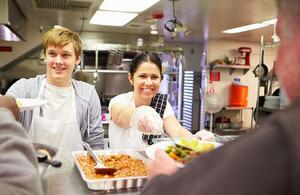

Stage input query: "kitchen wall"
[{"left": 206, "top": 39, "right": 278, "bottom": 128}]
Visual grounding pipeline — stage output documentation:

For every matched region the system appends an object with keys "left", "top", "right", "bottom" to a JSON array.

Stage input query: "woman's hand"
[
  {"left": 130, "top": 106, "right": 163, "bottom": 134},
  {"left": 194, "top": 129, "right": 215, "bottom": 141},
  {"left": 147, "top": 148, "right": 179, "bottom": 180},
  {"left": 0, "top": 95, "right": 20, "bottom": 120}
]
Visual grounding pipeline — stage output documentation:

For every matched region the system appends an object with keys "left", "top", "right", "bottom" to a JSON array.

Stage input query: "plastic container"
[
  {"left": 215, "top": 117, "right": 231, "bottom": 129},
  {"left": 229, "top": 81, "right": 248, "bottom": 107},
  {"left": 263, "top": 96, "right": 280, "bottom": 110}
]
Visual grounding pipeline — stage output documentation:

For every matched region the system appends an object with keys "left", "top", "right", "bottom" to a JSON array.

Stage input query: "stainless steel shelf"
[
  {"left": 214, "top": 128, "right": 251, "bottom": 135},
  {"left": 214, "top": 107, "right": 254, "bottom": 135},
  {"left": 223, "top": 106, "right": 254, "bottom": 110},
  {"left": 75, "top": 69, "right": 128, "bottom": 74},
  {"left": 75, "top": 69, "right": 179, "bottom": 75}
]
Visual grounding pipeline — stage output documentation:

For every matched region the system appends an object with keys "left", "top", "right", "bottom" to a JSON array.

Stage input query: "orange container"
[{"left": 229, "top": 82, "right": 248, "bottom": 107}]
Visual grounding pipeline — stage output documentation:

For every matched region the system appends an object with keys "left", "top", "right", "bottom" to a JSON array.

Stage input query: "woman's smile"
[{"left": 129, "top": 61, "right": 162, "bottom": 106}]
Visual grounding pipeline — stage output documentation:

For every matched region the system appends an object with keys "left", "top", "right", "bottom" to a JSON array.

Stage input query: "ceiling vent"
[
  {"left": 31, "top": 0, "right": 96, "bottom": 12},
  {"left": 128, "top": 23, "right": 151, "bottom": 28}
]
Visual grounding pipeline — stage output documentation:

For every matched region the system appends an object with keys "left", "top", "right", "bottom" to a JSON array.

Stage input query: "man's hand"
[
  {"left": 147, "top": 148, "right": 179, "bottom": 180},
  {"left": 0, "top": 95, "right": 20, "bottom": 120}
]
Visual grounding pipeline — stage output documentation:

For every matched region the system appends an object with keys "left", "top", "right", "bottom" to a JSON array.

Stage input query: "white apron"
[{"left": 29, "top": 79, "right": 83, "bottom": 175}]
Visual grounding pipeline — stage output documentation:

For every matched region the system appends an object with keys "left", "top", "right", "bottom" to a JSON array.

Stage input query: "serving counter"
[{"left": 41, "top": 152, "right": 147, "bottom": 195}]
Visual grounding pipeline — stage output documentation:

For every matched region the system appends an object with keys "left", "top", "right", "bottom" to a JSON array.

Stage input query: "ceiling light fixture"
[
  {"left": 164, "top": 0, "right": 182, "bottom": 33},
  {"left": 222, "top": 18, "right": 277, "bottom": 34},
  {"left": 90, "top": 11, "right": 138, "bottom": 26},
  {"left": 262, "top": 19, "right": 278, "bottom": 25},
  {"left": 100, "top": 0, "right": 160, "bottom": 12},
  {"left": 151, "top": 30, "right": 158, "bottom": 35},
  {"left": 90, "top": 0, "right": 160, "bottom": 27},
  {"left": 150, "top": 23, "right": 158, "bottom": 34}
]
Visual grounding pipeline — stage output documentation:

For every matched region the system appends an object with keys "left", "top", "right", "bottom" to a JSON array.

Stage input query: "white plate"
[
  {"left": 17, "top": 98, "right": 47, "bottom": 111},
  {"left": 145, "top": 140, "right": 223, "bottom": 167}
]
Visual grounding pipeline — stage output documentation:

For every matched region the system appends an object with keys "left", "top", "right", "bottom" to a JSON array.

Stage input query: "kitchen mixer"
[{"left": 238, "top": 47, "right": 252, "bottom": 66}]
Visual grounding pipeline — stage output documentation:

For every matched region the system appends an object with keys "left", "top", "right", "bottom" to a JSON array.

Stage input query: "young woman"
[{"left": 109, "top": 52, "right": 197, "bottom": 150}]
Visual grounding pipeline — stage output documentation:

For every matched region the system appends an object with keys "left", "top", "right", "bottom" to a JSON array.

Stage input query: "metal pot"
[
  {"left": 230, "top": 121, "right": 243, "bottom": 129},
  {"left": 224, "top": 57, "right": 236, "bottom": 65}
]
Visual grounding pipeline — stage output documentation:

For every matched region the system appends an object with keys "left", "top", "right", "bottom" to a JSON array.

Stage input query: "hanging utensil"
[
  {"left": 253, "top": 50, "right": 268, "bottom": 78},
  {"left": 82, "top": 142, "right": 117, "bottom": 174},
  {"left": 93, "top": 50, "right": 99, "bottom": 83}
]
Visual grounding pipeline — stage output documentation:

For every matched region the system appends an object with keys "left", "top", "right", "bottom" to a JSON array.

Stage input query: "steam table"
[{"left": 42, "top": 152, "right": 147, "bottom": 195}]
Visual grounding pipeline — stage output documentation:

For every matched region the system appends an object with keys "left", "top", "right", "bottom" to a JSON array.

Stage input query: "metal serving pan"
[{"left": 72, "top": 149, "right": 147, "bottom": 191}]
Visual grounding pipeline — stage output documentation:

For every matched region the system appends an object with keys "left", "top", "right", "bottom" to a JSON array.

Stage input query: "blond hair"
[{"left": 42, "top": 27, "right": 82, "bottom": 59}]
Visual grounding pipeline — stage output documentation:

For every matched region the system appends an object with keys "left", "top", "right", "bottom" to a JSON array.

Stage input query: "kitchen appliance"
[{"left": 238, "top": 47, "right": 252, "bottom": 66}]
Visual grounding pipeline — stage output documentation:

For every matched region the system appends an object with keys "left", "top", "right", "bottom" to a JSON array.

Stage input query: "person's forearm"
[
  {"left": 111, "top": 103, "right": 135, "bottom": 129},
  {"left": 164, "top": 116, "right": 193, "bottom": 137},
  {"left": 171, "top": 127, "right": 193, "bottom": 137}
]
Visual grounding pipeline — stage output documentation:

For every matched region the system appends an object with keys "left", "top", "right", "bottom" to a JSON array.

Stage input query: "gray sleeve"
[
  {"left": 0, "top": 108, "right": 43, "bottom": 195},
  {"left": 6, "top": 78, "right": 39, "bottom": 99},
  {"left": 83, "top": 88, "right": 104, "bottom": 150}
]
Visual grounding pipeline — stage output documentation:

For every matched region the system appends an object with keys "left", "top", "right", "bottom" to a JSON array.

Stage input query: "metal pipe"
[{"left": 255, "top": 35, "right": 264, "bottom": 128}]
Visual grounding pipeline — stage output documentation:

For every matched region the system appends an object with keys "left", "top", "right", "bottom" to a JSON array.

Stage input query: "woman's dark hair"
[{"left": 129, "top": 51, "right": 162, "bottom": 77}]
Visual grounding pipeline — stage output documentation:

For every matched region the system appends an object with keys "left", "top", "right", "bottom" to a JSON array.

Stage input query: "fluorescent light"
[
  {"left": 90, "top": 11, "right": 138, "bottom": 26},
  {"left": 222, "top": 23, "right": 269, "bottom": 34},
  {"left": 54, "top": 25, "right": 62, "bottom": 28},
  {"left": 150, "top": 30, "right": 158, "bottom": 34},
  {"left": 222, "top": 18, "right": 278, "bottom": 34},
  {"left": 262, "top": 19, "right": 278, "bottom": 25},
  {"left": 100, "top": 0, "right": 160, "bottom": 12}
]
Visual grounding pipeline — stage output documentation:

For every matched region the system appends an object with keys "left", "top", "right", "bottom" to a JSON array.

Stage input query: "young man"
[
  {"left": 142, "top": 0, "right": 300, "bottom": 194},
  {"left": 6, "top": 27, "right": 104, "bottom": 154}
]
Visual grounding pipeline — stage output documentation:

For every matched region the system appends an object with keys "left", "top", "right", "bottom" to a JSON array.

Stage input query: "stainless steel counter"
[{"left": 42, "top": 152, "right": 146, "bottom": 195}]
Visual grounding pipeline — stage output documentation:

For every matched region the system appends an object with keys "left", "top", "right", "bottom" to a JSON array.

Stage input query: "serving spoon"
[
  {"left": 82, "top": 142, "right": 117, "bottom": 175},
  {"left": 35, "top": 150, "right": 62, "bottom": 167}
]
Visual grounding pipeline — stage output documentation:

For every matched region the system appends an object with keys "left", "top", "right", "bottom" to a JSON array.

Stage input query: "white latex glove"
[
  {"left": 130, "top": 106, "right": 163, "bottom": 135},
  {"left": 194, "top": 129, "right": 215, "bottom": 141}
]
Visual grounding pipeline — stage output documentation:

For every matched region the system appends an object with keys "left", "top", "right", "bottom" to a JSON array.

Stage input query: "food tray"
[{"left": 72, "top": 149, "right": 147, "bottom": 191}]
